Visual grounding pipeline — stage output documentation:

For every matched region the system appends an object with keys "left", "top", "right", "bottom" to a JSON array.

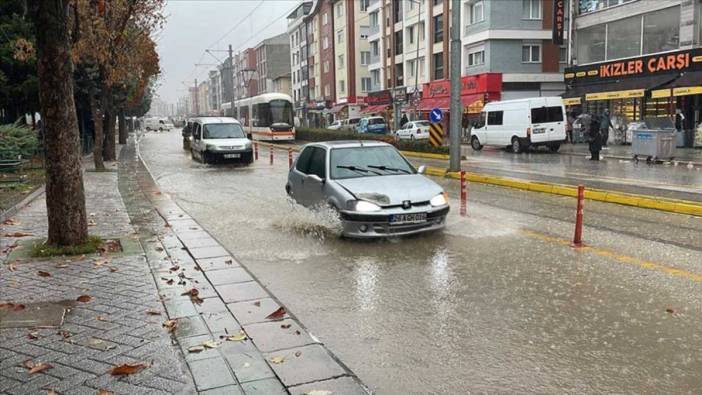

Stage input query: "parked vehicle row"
[{"left": 328, "top": 117, "right": 361, "bottom": 132}]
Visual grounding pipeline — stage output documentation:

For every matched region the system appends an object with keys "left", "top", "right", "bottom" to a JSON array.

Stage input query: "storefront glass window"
[
  {"left": 643, "top": 7, "right": 680, "bottom": 55},
  {"left": 577, "top": 25, "right": 605, "bottom": 64},
  {"left": 606, "top": 15, "right": 641, "bottom": 60}
]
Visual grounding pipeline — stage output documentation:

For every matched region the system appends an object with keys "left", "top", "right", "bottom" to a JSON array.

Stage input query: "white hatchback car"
[{"left": 395, "top": 120, "right": 431, "bottom": 141}]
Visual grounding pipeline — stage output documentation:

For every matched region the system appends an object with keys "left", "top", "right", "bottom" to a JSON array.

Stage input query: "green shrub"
[
  {"left": 295, "top": 127, "right": 449, "bottom": 155},
  {"left": 0, "top": 123, "right": 39, "bottom": 160}
]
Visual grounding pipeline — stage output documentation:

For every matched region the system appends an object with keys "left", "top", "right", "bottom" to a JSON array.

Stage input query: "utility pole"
[
  {"left": 228, "top": 44, "right": 235, "bottom": 115},
  {"left": 448, "top": 0, "right": 462, "bottom": 172}
]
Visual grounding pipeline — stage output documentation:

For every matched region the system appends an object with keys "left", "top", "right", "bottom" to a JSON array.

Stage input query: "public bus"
[{"left": 229, "top": 93, "right": 295, "bottom": 141}]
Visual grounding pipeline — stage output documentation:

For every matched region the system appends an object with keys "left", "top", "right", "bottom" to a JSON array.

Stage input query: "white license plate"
[
  {"left": 390, "top": 213, "right": 427, "bottom": 225},
  {"left": 223, "top": 153, "right": 241, "bottom": 159}
]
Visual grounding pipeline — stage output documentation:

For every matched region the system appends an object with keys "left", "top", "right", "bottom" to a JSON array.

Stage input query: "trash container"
[
  {"left": 632, "top": 117, "right": 676, "bottom": 162},
  {"left": 676, "top": 130, "right": 686, "bottom": 148}
]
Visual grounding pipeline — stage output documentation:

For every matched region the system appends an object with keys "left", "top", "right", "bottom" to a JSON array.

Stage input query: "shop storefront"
[
  {"left": 564, "top": 48, "right": 702, "bottom": 147},
  {"left": 361, "top": 89, "right": 393, "bottom": 120},
  {"left": 418, "top": 73, "right": 502, "bottom": 135}
]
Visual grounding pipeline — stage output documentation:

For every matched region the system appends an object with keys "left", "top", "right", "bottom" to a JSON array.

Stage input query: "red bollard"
[
  {"left": 460, "top": 171, "right": 467, "bottom": 217},
  {"left": 254, "top": 142, "right": 258, "bottom": 160},
  {"left": 269, "top": 146, "right": 274, "bottom": 165},
  {"left": 572, "top": 185, "right": 585, "bottom": 247},
  {"left": 288, "top": 148, "right": 293, "bottom": 169}
]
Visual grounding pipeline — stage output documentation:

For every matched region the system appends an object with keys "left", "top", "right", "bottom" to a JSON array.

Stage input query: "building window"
[
  {"left": 324, "top": 61, "right": 329, "bottom": 73},
  {"left": 559, "top": 46, "right": 567, "bottom": 63},
  {"left": 322, "top": 36, "right": 329, "bottom": 49},
  {"left": 577, "top": 24, "right": 605, "bottom": 64},
  {"left": 419, "top": 22, "right": 425, "bottom": 42},
  {"left": 371, "top": 40, "right": 379, "bottom": 56},
  {"left": 360, "top": 0, "right": 370, "bottom": 12},
  {"left": 338, "top": 54, "right": 344, "bottom": 69},
  {"left": 408, "top": 25, "right": 415, "bottom": 44},
  {"left": 395, "top": 63, "right": 404, "bottom": 86},
  {"left": 409, "top": 1, "right": 414, "bottom": 10},
  {"left": 606, "top": 15, "right": 640, "bottom": 60},
  {"left": 337, "top": 30, "right": 344, "bottom": 44},
  {"left": 642, "top": 6, "right": 680, "bottom": 55},
  {"left": 433, "top": 0, "right": 441, "bottom": 6},
  {"left": 361, "top": 77, "right": 372, "bottom": 92},
  {"left": 339, "top": 80, "right": 345, "bottom": 94},
  {"left": 433, "top": 52, "right": 444, "bottom": 79},
  {"left": 521, "top": 43, "right": 541, "bottom": 63},
  {"left": 433, "top": 15, "right": 443, "bottom": 43},
  {"left": 418, "top": 56, "right": 425, "bottom": 77},
  {"left": 361, "top": 51, "right": 371, "bottom": 65},
  {"left": 360, "top": 25, "right": 370, "bottom": 40},
  {"left": 372, "top": 69, "right": 380, "bottom": 84},
  {"left": 324, "top": 84, "right": 330, "bottom": 97},
  {"left": 469, "top": 1, "right": 485, "bottom": 24},
  {"left": 336, "top": 2, "right": 343, "bottom": 17},
  {"left": 407, "top": 59, "right": 415, "bottom": 77},
  {"left": 395, "top": 31, "right": 403, "bottom": 55},
  {"left": 467, "top": 47, "right": 485, "bottom": 66},
  {"left": 370, "top": 11, "right": 379, "bottom": 28},
  {"left": 522, "top": 0, "right": 541, "bottom": 20},
  {"left": 579, "top": 0, "right": 636, "bottom": 14},
  {"left": 323, "top": 12, "right": 328, "bottom": 25}
]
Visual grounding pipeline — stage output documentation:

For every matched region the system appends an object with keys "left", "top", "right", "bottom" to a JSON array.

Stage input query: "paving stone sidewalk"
[
  {"left": 0, "top": 148, "right": 196, "bottom": 394},
  {"left": 123, "top": 134, "right": 369, "bottom": 394}
]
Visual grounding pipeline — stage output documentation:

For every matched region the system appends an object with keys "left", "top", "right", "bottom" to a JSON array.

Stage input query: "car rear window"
[
  {"left": 531, "top": 106, "right": 564, "bottom": 123},
  {"left": 368, "top": 118, "right": 385, "bottom": 125}
]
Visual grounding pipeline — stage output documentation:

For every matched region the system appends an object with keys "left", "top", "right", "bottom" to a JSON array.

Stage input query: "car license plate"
[
  {"left": 390, "top": 213, "right": 427, "bottom": 225},
  {"left": 223, "top": 153, "right": 241, "bottom": 159}
]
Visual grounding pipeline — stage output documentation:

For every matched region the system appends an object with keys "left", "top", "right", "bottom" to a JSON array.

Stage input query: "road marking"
[{"left": 522, "top": 229, "right": 702, "bottom": 284}]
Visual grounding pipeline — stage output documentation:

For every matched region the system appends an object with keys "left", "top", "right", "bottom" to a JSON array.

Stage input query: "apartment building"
[
  {"left": 232, "top": 48, "right": 258, "bottom": 102},
  {"left": 565, "top": 0, "right": 702, "bottom": 147},
  {"left": 208, "top": 70, "right": 222, "bottom": 114},
  {"left": 330, "top": 0, "right": 372, "bottom": 108},
  {"left": 287, "top": 1, "right": 313, "bottom": 117},
  {"left": 255, "top": 33, "right": 292, "bottom": 95}
]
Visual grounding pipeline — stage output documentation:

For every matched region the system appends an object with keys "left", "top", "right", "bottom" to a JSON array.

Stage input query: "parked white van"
[
  {"left": 145, "top": 117, "right": 174, "bottom": 132},
  {"left": 470, "top": 97, "right": 566, "bottom": 153}
]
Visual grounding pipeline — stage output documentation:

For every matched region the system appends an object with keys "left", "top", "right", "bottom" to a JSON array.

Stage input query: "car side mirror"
[
  {"left": 307, "top": 174, "right": 325, "bottom": 184},
  {"left": 417, "top": 165, "right": 426, "bottom": 174}
]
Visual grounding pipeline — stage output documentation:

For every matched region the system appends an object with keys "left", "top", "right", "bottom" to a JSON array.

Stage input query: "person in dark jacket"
[
  {"left": 589, "top": 113, "right": 602, "bottom": 161},
  {"left": 400, "top": 113, "right": 409, "bottom": 128},
  {"left": 600, "top": 108, "right": 613, "bottom": 147}
]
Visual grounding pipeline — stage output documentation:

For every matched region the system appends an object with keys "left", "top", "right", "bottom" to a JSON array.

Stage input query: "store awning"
[
  {"left": 329, "top": 105, "right": 347, "bottom": 114},
  {"left": 419, "top": 94, "right": 485, "bottom": 112},
  {"left": 650, "top": 71, "right": 702, "bottom": 98},
  {"left": 566, "top": 74, "right": 678, "bottom": 102},
  {"left": 361, "top": 104, "right": 389, "bottom": 114}
]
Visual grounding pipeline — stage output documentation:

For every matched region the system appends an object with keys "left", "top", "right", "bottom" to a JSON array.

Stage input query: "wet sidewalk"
[
  {"left": 0, "top": 137, "right": 368, "bottom": 394},
  {"left": 558, "top": 143, "right": 702, "bottom": 164}
]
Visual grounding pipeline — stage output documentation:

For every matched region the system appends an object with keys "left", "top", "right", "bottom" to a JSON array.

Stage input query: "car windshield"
[
  {"left": 368, "top": 118, "right": 385, "bottom": 125},
  {"left": 330, "top": 146, "right": 415, "bottom": 179},
  {"left": 203, "top": 123, "right": 246, "bottom": 139}
]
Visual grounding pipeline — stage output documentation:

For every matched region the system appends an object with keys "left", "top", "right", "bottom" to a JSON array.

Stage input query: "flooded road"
[{"left": 139, "top": 131, "right": 702, "bottom": 394}]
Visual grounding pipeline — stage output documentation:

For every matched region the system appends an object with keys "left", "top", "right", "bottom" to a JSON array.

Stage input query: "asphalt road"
[{"left": 139, "top": 131, "right": 702, "bottom": 394}]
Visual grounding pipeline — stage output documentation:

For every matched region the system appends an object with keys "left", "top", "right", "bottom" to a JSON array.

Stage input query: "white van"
[
  {"left": 190, "top": 117, "right": 253, "bottom": 164},
  {"left": 470, "top": 97, "right": 566, "bottom": 153},
  {"left": 145, "top": 117, "right": 174, "bottom": 132}
]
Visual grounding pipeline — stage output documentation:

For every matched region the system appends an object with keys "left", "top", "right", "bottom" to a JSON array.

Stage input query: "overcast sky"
[{"left": 156, "top": 0, "right": 300, "bottom": 104}]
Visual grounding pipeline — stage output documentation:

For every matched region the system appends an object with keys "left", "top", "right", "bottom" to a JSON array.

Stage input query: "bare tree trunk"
[
  {"left": 118, "top": 111, "right": 127, "bottom": 144},
  {"left": 103, "top": 91, "right": 116, "bottom": 161},
  {"left": 90, "top": 96, "right": 104, "bottom": 170},
  {"left": 34, "top": 0, "right": 88, "bottom": 246}
]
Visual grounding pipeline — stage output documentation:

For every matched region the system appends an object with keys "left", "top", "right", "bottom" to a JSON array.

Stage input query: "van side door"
[{"left": 486, "top": 110, "right": 504, "bottom": 145}]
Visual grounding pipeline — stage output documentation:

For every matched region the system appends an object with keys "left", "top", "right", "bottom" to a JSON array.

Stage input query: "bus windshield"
[{"left": 203, "top": 123, "right": 246, "bottom": 139}]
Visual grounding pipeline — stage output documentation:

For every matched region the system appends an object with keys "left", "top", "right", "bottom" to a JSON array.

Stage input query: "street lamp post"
[{"left": 449, "top": 0, "right": 462, "bottom": 172}]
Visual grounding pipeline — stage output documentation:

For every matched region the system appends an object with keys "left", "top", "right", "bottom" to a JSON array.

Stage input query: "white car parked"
[{"left": 395, "top": 121, "right": 431, "bottom": 141}]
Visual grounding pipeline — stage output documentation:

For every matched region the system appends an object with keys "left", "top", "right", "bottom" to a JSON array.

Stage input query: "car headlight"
[
  {"left": 353, "top": 200, "right": 382, "bottom": 212},
  {"left": 430, "top": 192, "right": 449, "bottom": 207}
]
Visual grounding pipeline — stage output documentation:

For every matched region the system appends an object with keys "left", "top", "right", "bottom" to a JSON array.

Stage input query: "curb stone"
[
  {"left": 129, "top": 133, "right": 371, "bottom": 395},
  {"left": 0, "top": 185, "right": 45, "bottom": 223}
]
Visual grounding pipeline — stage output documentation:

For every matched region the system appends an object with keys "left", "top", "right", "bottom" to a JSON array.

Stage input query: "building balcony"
[
  {"left": 369, "top": 24, "right": 380, "bottom": 36},
  {"left": 370, "top": 52, "right": 380, "bottom": 65}
]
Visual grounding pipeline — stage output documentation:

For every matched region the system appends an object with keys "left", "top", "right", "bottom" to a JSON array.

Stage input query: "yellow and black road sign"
[{"left": 429, "top": 123, "right": 444, "bottom": 147}]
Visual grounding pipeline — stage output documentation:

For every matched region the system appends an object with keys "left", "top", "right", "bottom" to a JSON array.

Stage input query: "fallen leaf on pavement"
[
  {"left": 145, "top": 310, "right": 161, "bottom": 316},
  {"left": 294, "top": 330, "right": 301, "bottom": 336},
  {"left": 22, "top": 359, "right": 35, "bottom": 369},
  {"left": 666, "top": 308, "right": 677, "bottom": 314},
  {"left": 109, "top": 267, "right": 118, "bottom": 272},
  {"left": 202, "top": 340, "right": 219, "bottom": 349},
  {"left": 7, "top": 263, "right": 16, "bottom": 272},
  {"left": 27, "top": 332, "right": 38, "bottom": 340},
  {"left": 2, "top": 218, "right": 19, "bottom": 225},
  {"left": 155, "top": 246, "right": 164, "bottom": 252},
  {"left": 98, "top": 390, "right": 116, "bottom": 395},
  {"left": 0, "top": 303, "right": 25, "bottom": 311},
  {"left": 21, "top": 359, "right": 53, "bottom": 374},
  {"left": 187, "top": 346, "right": 204, "bottom": 353},
  {"left": 269, "top": 356, "right": 285, "bottom": 364},
  {"left": 47, "top": 389, "right": 58, "bottom": 395},
  {"left": 253, "top": 301, "right": 261, "bottom": 307},
  {"left": 163, "top": 320, "right": 177, "bottom": 333},
  {"left": 163, "top": 278, "right": 174, "bottom": 285},
  {"left": 3, "top": 232, "right": 33, "bottom": 237},
  {"left": 96, "top": 316, "right": 107, "bottom": 321},
  {"left": 169, "top": 265, "right": 180, "bottom": 272},
  {"left": 294, "top": 351, "right": 302, "bottom": 358},
  {"left": 1, "top": 243, "right": 18, "bottom": 254},
  {"left": 224, "top": 259, "right": 233, "bottom": 265},
  {"left": 265, "top": 307, "right": 286, "bottom": 320},
  {"left": 87, "top": 219, "right": 96, "bottom": 226},
  {"left": 222, "top": 332, "right": 247, "bottom": 342},
  {"left": 281, "top": 323, "right": 291, "bottom": 329},
  {"left": 182, "top": 288, "right": 203, "bottom": 304},
  {"left": 194, "top": 266, "right": 201, "bottom": 271},
  {"left": 37, "top": 271, "right": 51, "bottom": 277},
  {"left": 58, "top": 330, "right": 71, "bottom": 338},
  {"left": 55, "top": 263, "right": 69, "bottom": 269},
  {"left": 109, "top": 362, "right": 149, "bottom": 376},
  {"left": 76, "top": 295, "right": 92, "bottom": 303}
]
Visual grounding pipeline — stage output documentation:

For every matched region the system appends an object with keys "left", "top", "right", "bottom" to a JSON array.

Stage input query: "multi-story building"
[
  {"left": 255, "top": 33, "right": 291, "bottom": 95},
  {"left": 197, "top": 80, "right": 210, "bottom": 115},
  {"left": 565, "top": 0, "right": 701, "bottom": 147},
  {"left": 232, "top": 48, "right": 258, "bottom": 101},
  {"left": 287, "top": 1, "right": 313, "bottom": 120},
  {"left": 208, "top": 70, "right": 222, "bottom": 114},
  {"left": 317, "top": 0, "right": 337, "bottom": 109}
]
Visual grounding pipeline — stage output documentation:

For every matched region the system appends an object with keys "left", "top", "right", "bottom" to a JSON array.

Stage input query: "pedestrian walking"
[
  {"left": 588, "top": 113, "right": 602, "bottom": 161},
  {"left": 400, "top": 113, "right": 409, "bottom": 128},
  {"left": 600, "top": 108, "right": 613, "bottom": 147},
  {"left": 566, "top": 111, "right": 575, "bottom": 144}
]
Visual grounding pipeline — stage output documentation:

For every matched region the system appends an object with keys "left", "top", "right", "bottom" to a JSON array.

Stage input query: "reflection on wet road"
[{"left": 139, "top": 132, "right": 702, "bottom": 394}]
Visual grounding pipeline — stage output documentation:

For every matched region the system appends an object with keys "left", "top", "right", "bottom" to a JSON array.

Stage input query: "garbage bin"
[
  {"left": 632, "top": 117, "right": 676, "bottom": 162},
  {"left": 676, "top": 130, "right": 686, "bottom": 148}
]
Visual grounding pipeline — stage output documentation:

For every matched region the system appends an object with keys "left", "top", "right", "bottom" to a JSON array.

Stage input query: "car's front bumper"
[
  {"left": 206, "top": 149, "right": 253, "bottom": 163},
  {"left": 339, "top": 206, "right": 449, "bottom": 238}
]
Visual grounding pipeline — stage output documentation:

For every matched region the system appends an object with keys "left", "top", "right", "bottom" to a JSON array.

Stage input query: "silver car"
[{"left": 286, "top": 141, "right": 450, "bottom": 238}]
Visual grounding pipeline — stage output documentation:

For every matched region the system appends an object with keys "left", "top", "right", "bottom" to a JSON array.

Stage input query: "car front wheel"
[{"left": 471, "top": 136, "right": 483, "bottom": 151}]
